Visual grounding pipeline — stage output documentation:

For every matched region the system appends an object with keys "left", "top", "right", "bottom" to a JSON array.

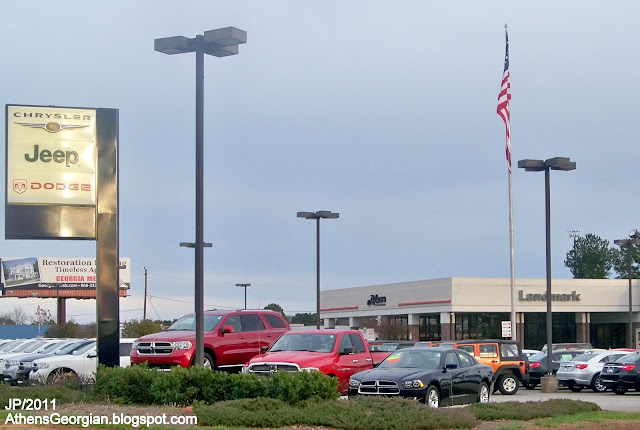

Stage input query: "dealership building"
[{"left": 319, "top": 277, "right": 640, "bottom": 350}]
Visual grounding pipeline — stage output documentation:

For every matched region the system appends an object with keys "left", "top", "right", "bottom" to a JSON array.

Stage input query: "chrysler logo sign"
[{"left": 16, "top": 122, "right": 89, "bottom": 133}]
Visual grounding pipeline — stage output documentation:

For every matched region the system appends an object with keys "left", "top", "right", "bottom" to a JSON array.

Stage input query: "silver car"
[{"left": 557, "top": 349, "right": 634, "bottom": 392}]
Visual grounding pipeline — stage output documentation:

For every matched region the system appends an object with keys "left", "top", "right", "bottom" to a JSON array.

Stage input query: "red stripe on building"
[
  {"left": 320, "top": 306, "right": 359, "bottom": 311},
  {"left": 398, "top": 299, "right": 451, "bottom": 306}
]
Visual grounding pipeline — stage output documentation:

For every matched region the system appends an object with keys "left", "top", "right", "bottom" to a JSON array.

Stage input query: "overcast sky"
[{"left": 1, "top": 1, "right": 639, "bottom": 324}]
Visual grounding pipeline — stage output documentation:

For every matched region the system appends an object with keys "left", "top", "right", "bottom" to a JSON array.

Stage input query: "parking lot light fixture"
[
  {"left": 154, "top": 27, "right": 246, "bottom": 367},
  {"left": 236, "top": 283, "right": 251, "bottom": 309},
  {"left": 614, "top": 229, "right": 640, "bottom": 349},
  {"left": 518, "top": 157, "right": 576, "bottom": 392},
  {"left": 297, "top": 211, "right": 340, "bottom": 329}
]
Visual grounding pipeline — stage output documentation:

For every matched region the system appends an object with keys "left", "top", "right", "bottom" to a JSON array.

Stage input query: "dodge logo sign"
[{"left": 13, "top": 179, "right": 27, "bottom": 194}]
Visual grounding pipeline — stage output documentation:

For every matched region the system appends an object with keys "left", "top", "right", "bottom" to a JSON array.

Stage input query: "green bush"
[
  {"left": 93, "top": 364, "right": 339, "bottom": 405},
  {"left": 193, "top": 396, "right": 479, "bottom": 430},
  {"left": 468, "top": 399, "right": 600, "bottom": 421}
]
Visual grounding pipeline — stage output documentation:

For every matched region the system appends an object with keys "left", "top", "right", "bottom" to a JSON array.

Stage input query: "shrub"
[
  {"left": 93, "top": 364, "right": 339, "bottom": 405},
  {"left": 468, "top": 399, "right": 600, "bottom": 421},
  {"left": 193, "top": 396, "right": 479, "bottom": 430}
]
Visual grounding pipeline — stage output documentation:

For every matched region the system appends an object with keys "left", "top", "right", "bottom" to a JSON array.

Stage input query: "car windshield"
[
  {"left": 270, "top": 333, "right": 336, "bottom": 352},
  {"left": 572, "top": 352, "right": 599, "bottom": 362},
  {"left": 379, "top": 350, "right": 442, "bottom": 369},
  {"left": 167, "top": 314, "right": 222, "bottom": 331},
  {"left": 71, "top": 342, "right": 96, "bottom": 356},
  {"left": 614, "top": 352, "right": 640, "bottom": 363},
  {"left": 11, "top": 341, "right": 37, "bottom": 352},
  {"left": 39, "top": 342, "right": 62, "bottom": 353},
  {"left": 23, "top": 341, "right": 47, "bottom": 353},
  {"left": 55, "top": 341, "right": 91, "bottom": 355}
]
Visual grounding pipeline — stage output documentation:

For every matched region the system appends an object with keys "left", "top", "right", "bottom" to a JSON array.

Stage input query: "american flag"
[{"left": 497, "top": 25, "right": 511, "bottom": 173}]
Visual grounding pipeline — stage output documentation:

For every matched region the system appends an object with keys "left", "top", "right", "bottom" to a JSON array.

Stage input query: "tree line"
[{"left": 564, "top": 233, "right": 640, "bottom": 279}]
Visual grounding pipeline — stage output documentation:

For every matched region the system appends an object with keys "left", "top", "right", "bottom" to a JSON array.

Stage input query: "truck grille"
[
  {"left": 136, "top": 341, "right": 174, "bottom": 355},
  {"left": 358, "top": 380, "right": 400, "bottom": 395},
  {"left": 247, "top": 363, "right": 300, "bottom": 375}
]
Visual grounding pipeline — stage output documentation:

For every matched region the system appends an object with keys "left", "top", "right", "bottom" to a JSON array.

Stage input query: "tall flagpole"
[{"left": 497, "top": 23, "right": 516, "bottom": 341}]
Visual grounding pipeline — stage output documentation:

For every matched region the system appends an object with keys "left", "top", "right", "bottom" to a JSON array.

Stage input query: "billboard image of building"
[{"left": 0, "top": 257, "right": 129, "bottom": 298}]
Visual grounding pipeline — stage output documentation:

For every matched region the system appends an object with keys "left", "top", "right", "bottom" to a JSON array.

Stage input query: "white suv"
[{"left": 29, "top": 339, "right": 135, "bottom": 384}]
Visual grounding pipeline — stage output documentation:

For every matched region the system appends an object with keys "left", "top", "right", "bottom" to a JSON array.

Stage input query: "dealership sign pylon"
[{"left": 5, "top": 104, "right": 120, "bottom": 367}]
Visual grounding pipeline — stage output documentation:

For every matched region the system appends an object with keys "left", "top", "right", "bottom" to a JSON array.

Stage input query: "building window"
[
  {"left": 590, "top": 323, "right": 626, "bottom": 349},
  {"left": 523, "top": 312, "right": 577, "bottom": 350},
  {"left": 454, "top": 313, "right": 509, "bottom": 340},
  {"left": 419, "top": 314, "right": 441, "bottom": 341}
]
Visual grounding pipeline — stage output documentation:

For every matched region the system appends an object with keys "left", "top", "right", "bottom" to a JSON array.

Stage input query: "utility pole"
[{"left": 143, "top": 267, "right": 148, "bottom": 321}]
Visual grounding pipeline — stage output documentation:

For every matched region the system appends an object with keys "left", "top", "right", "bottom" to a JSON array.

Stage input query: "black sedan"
[
  {"left": 524, "top": 350, "right": 584, "bottom": 389},
  {"left": 348, "top": 347, "right": 493, "bottom": 408},
  {"left": 600, "top": 351, "right": 640, "bottom": 394}
]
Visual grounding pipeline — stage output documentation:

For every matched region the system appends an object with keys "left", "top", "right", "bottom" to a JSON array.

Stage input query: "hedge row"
[{"left": 92, "top": 364, "right": 340, "bottom": 405}]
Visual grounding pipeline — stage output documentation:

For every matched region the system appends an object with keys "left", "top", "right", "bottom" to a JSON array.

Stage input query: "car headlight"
[
  {"left": 171, "top": 341, "right": 192, "bottom": 350},
  {"left": 300, "top": 367, "right": 319, "bottom": 373},
  {"left": 349, "top": 378, "right": 361, "bottom": 388},
  {"left": 132, "top": 341, "right": 139, "bottom": 350},
  {"left": 403, "top": 379, "right": 424, "bottom": 388},
  {"left": 8, "top": 360, "right": 19, "bottom": 366}
]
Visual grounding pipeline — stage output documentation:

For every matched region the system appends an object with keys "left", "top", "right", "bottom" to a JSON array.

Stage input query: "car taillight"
[
  {"left": 575, "top": 364, "right": 588, "bottom": 369},
  {"left": 530, "top": 362, "right": 541, "bottom": 368},
  {"left": 621, "top": 364, "right": 636, "bottom": 371}
]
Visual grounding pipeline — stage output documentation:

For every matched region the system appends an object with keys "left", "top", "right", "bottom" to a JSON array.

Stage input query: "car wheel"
[
  {"left": 47, "top": 369, "right": 77, "bottom": 385},
  {"left": 568, "top": 384, "right": 583, "bottom": 392},
  {"left": 477, "top": 382, "right": 490, "bottom": 404},
  {"left": 425, "top": 385, "right": 440, "bottom": 408},
  {"left": 203, "top": 352, "right": 215, "bottom": 370},
  {"left": 498, "top": 374, "right": 519, "bottom": 395},
  {"left": 591, "top": 373, "right": 607, "bottom": 393},
  {"left": 614, "top": 387, "right": 627, "bottom": 395},
  {"left": 523, "top": 382, "right": 537, "bottom": 390}
]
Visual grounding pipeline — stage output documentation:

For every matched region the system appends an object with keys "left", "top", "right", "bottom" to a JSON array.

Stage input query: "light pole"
[
  {"left": 518, "top": 157, "right": 576, "bottom": 392},
  {"left": 155, "top": 27, "right": 246, "bottom": 367},
  {"left": 614, "top": 229, "right": 640, "bottom": 349},
  {"left": 297, "top": 210, "right": 339, "bottom": 329},
  {"left": 236, "top": 283, "right": 251, "bottom": 309}
]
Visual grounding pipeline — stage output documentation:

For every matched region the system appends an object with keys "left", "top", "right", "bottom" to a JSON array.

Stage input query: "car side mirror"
[
  {"left": 260, "top": 345, "right": 268, "bottom": 353},
  {"left": 221, "top": 325, "right": 235, "bottom": 334},
  {"left": 445, "top": 363, "right": 457, "bottom": 370},
  {"left": 87, "top": 352, "right": 97, "bottom": 358}
]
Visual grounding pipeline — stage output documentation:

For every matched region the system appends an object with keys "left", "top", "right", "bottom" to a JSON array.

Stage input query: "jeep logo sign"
[
  {"left": 6, "top": 105, "right": 96, "bottom": 206},
  {"left": 367, "top": 294, "right": 387, "bottom": 306}
]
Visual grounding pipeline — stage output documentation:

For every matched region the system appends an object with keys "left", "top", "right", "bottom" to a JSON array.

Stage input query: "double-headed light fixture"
[
  {"left": 518, "top": 157, "right": 576, "bottom": 391},
  {"left": 155, "top": 27, "right": 247, "bottom": 367},
  {"left": 614, "top": 229, "right": 640, "bottom": 349}
]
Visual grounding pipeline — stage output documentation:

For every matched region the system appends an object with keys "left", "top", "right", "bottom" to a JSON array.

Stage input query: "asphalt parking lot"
[{"left": 491, "top": 387, "right": 640, "bottom": 413}]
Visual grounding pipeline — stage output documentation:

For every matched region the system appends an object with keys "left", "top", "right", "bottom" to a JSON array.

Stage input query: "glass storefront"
[
  {"left": 590, "top": 323, "right": 627, "bottom": 349},
  {"left": 523, "top": 312, "right": 577, "bottom": 350},
  {"left": 454, "top": 313, "right": 509, "bottom": 340},
  {"left": 419, "top": 314, "right": 441, "bottom": 341}
]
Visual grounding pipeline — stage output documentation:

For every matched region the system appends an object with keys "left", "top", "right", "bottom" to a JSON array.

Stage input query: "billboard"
[{"left": 0, "top": 257, "right": 130, "bottom": 298}]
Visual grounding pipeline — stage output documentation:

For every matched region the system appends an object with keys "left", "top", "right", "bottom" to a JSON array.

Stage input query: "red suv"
[{"left": 130, "top": 309, "right": 290, "bottom": 370}]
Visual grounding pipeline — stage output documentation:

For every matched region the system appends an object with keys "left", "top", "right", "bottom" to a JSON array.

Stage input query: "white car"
[{"left": 29, "top": 338, "right": 135, "bottom": 384}]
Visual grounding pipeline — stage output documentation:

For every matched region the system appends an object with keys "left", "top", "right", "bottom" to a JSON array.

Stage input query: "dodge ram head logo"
[
  {"left": 13, "top": 180, "right": 27, "bottom": 194},
  {"left": 15, "top": 122, "right": 89, "bottom": 133}
]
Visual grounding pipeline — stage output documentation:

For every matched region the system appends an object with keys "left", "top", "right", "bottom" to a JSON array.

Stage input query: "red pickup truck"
[
  {"left": 242, "top": 329, "right": 373, "bottom": 394},
  {"left": 130, "top": 309, "right": 290, "bottom": 370}
]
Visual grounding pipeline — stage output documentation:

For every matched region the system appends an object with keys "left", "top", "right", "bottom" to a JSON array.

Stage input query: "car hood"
[
  {"left": 353, "top": 367, "right": 437, "bottom": 382},
  {"left": 3, "top": 352, "right": 56, "bottom": 363},
  {"left": 137, "top": 330, "right": 197, "bottom": 342},
  {"left": 247, "top": 351, "right": 334, "bottom": 366}
]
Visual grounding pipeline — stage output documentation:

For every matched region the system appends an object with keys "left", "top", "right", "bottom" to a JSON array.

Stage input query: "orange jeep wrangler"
[{"left": 438, "top": 339, "right": 529, "bottom": 395}]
